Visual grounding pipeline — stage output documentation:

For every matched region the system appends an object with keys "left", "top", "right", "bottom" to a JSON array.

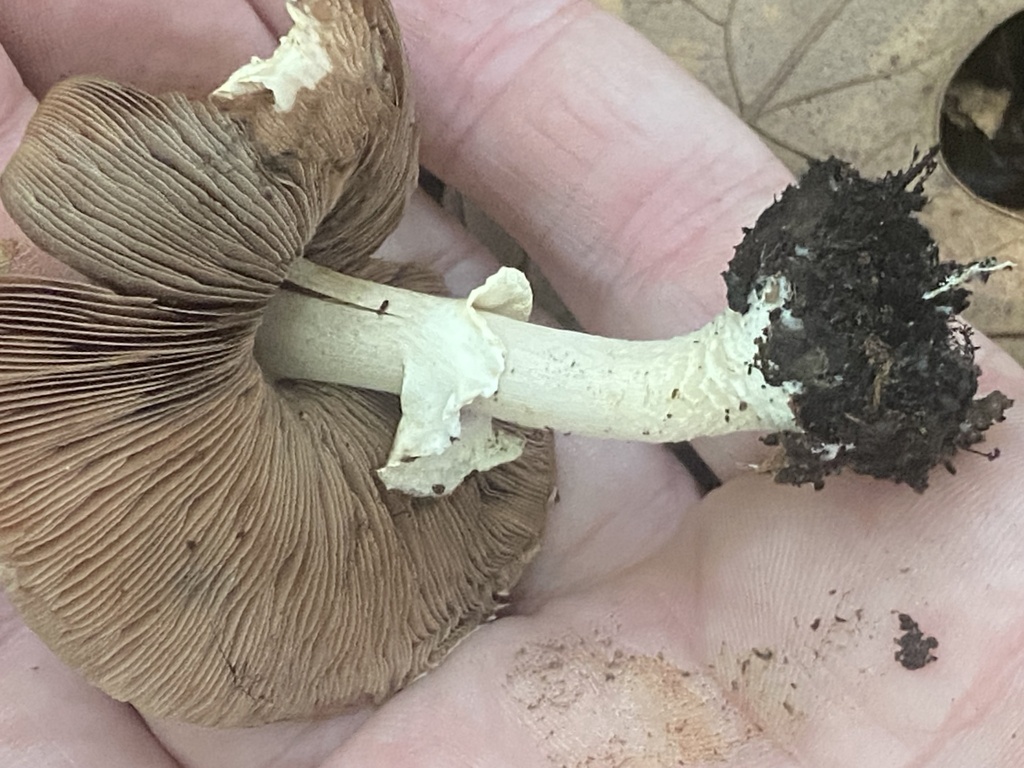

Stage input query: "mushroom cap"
[{"left": 0, "top": 0, "right": 554, "bottom": 727}]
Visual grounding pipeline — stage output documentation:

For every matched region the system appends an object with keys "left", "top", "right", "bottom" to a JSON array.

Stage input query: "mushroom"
[
  {"left": 257, "top": 148, "right": 1013, "bottom": 492},
  {"left": 0, "top": 0, "right": 553, "bottom": 728},
  {"left": 0, "top": 0, "right": 1013, "bottom": 729}
]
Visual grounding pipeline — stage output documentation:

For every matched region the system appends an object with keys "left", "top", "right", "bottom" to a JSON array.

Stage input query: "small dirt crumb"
[{"left": 894, "top": 613, "right": 939, "bottom": 670}]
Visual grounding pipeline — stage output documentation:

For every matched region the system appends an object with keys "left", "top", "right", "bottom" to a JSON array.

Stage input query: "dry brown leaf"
[{"left": 613, "top": 0, "right": 1024, "bottom": 360}]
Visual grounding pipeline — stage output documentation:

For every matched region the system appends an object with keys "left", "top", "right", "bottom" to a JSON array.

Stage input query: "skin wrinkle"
[
  {"left": 160, "top": 720, "right": 336, "bottom": 768},
  {"left": 907, "top": 655, "right": 1024, "bottom": 767},
  {"left": 942, "top": 612, "right": 1024, "bottom": 738},
  {"left": 419, "top": 0, "right": 585, "bottom": 174},
  {"left": 503, "top": 44, "right": 632, "bottom": 322},
  {"left": 152, "top": 708, "right": 369, "bottom": 768},
  {"left": 414, "top": 6, "right": 628, "bottom": 319},
  {"left": 612, "top": 158, "right": 791, "bottom": 336},
  {"left": 534, "top": 465, "right": 701, "bottom": 602},
  {"left": 544, "top": 76, "right": 736, "bottom": 316}
]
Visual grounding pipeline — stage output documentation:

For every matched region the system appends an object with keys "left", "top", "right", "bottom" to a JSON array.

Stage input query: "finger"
[
  {"left": 397, "top": 0, "right": 790, "bottom": 478},
  {"left": 384, "top": 0, "right": 791, "bottom": 479},
  {"left": 0, "top": 1, "right": 278, "bottom": 98},
  {"left": 389, "top": 0, "right": 792, "bottom": 335}
]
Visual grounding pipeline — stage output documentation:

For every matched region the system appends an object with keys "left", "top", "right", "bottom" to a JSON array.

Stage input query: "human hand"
[{"left": 1, "top": 2, "right": 1023, "bottom": 767}]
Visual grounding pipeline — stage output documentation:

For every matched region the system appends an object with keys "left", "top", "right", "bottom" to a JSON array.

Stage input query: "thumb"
[{"left": 0, "top": 44, "right": 85, "bottom": 280}]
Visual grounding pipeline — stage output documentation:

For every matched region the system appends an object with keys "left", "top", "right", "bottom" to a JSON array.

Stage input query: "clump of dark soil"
[
  {"left": 894, "top": 613, "right": 939, "bottom": 670},
  {"left": 724, "top": 149, "right": 1013, "bottom": 491}
]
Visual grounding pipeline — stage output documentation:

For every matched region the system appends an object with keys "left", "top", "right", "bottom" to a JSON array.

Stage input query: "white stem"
[
  {"left": 256, "top": 260, "right": 797, "bottom": 448},
  {"left": 480, "top": 301, "right": 796, "bottom": 440}
]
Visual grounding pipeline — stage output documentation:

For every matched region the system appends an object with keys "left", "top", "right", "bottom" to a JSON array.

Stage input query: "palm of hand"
[{"left": 1, "top": 2, "right": 1022, "bottom": 767}]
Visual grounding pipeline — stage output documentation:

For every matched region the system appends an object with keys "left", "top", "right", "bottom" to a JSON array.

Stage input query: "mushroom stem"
[{"left": 257, "top": 257, "right": 798, "bottom": 443}]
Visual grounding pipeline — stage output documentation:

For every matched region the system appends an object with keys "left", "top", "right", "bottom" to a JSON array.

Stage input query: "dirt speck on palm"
[{"left": 894, "top": 613, "right": 939, "bottom": 670}]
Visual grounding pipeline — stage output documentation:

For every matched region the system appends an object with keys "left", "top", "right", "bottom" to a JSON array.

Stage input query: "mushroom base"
[{"left": 726, "top": 151, "right": 1013, "bottom": 490}]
